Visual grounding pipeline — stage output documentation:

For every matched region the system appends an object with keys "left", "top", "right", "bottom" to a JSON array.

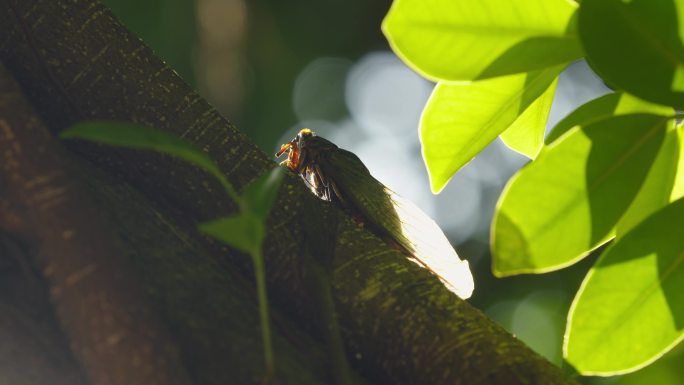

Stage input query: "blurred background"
[{"left": 103, "top": 0, "right": 684, "bottom": 383}]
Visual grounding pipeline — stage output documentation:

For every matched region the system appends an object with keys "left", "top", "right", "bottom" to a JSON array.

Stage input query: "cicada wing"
[
  {"left": 323, "top": 149, "right": 474, "bottom": 299},
  {"left": 323, "top": 149, "right": 401, "bottom": 233},
  {"left": 384, "top": 190, "right": 474, "bottom": 299}
]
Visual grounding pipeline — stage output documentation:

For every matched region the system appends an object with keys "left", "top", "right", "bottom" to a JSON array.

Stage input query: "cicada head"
[
  {"left": 275, "top": 128, "right": 315, "bottom": 172},
  {"left": 276, "top": 128, "right": 340, "bottom": 201}
]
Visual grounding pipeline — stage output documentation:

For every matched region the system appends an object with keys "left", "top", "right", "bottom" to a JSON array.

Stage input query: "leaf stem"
[
  {"left": 212, "top": 171, "right": 245, "bottom": 211},
  {"left": 214, "top": 172, "right": 274, "bottom": 376},
  {"left": 251, "top": 244, "right": 274, "bottom": 376}
]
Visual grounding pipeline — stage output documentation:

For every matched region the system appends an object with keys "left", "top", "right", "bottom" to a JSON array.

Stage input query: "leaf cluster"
[{"left": 383, "top": 0, "right": 684, "bottom": 376}]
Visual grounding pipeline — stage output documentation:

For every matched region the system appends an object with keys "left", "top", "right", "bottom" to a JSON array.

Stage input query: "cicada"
[{"left": 276, "top": 128, "right": 474, "bottom": 299}]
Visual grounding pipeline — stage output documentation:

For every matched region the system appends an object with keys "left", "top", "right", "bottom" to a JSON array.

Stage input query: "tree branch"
[
  {"left": 0, "top": 62, "right": 195, "bottom": 385},
  {"left": 0, "top": 231, "right": 88, "bottom": 385},
  {"left": 0, "top": 62, "right": 339, "bottom": 385},
  {"left": 0, "top": 0, "right": 577, "bottom": 384}
]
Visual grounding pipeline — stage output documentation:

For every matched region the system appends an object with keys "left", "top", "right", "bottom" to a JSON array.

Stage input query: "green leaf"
[
  {"left": 672, "top": 125, "right": 684, "bottom": 201},
  {"left": 617, "top": 120, "right": 679, "bottom": 235},
  {"left": 243, "top": 167, "right": 285, "bottom": 220},
  {"left": 382, "top": 0, "right": 582, "bottom": 81},
  {"left": 579, "top": 0, "right": 684, "bottom": 109},
  {"left": 546, "top": 92, "right": 675, "bottom": 144},
  {"left": 60, "top": 121, "right": 237, "bottom": 199},
  {"left": 492, "top": 114, "right": 669, "bottom": 276},
  {"left": 500, "top": 77, "right": 558, "bottom": 158},
  {"left": 564, "top": 197, "right": 684, "bottom": 375},
  {"left": 546, "top": 93, "right": 679, "bottom": 236},
  {"left": 199, "top": 214, "right": 264, "bottom": 254},
  {"left": 421, "top": 67, "right": 561, "bottom": 193},
  {"left": 61, "top": 121, "right": 216, "bottom": 173}
]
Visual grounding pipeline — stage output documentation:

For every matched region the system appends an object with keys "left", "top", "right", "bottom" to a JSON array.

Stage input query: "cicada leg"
[
  {"left": 295, "top": 148, "right": 309, "bottom": 174},
  {"left": 328, "top": 179, "right": 346, "bottom": 205},
  {"left": 313, "top": 163, "right": 345, "bottom": 203},
  {"left": 279, "top": 159, "right": 293, "bottom": 169}
]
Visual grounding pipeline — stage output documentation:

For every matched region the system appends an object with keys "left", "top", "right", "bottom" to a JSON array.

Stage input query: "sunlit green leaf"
[
  {"left": 544, "top": 95, "right": 678, "bottom": 238},
  {"left": 672, "top": 125, "right": 684, "bottom": 201},
  {"left": 60, "top": 121, "right": 236, "bottom": 199},
  {"left": 244, "top": 167, "right": 285, "bottom": 220},
  {"left": 579, "top": 0, "right": 684, "bottom": 109},
  {"left": 546, "top": 92, "right": 675, "bottom": 144},
  {"left": 492, "top": 114, "right": 669, "bottom": 276},
  {"left": 565, "top": 198, "right": 684, "bottom": 375},
  {"left": 617, "top": 121, "right": 679, "bottom": 235},
  {"left": 382, "top": 0, "right": 582, "bottom": 81},
  {"left": 199, "top": 214, "right": 264, "bottom": 254},
  {"left": 421, "top": 67, "right": 561, "bottom": 193},
  {"left": 500, "top": 77, "right": 558, "bottom": 158}
]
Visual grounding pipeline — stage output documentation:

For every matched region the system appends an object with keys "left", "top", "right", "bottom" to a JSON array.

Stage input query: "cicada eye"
[
  {"left": 297, "top": 128, "right": 313, "bottom": 140},
  {"left": 296, "top": 129, "right": 314, "bottom": 149}
]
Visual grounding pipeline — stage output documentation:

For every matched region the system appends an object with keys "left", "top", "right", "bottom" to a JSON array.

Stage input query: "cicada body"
[{"left": 277, "top": 129, "right": 474, "bottom": 299}]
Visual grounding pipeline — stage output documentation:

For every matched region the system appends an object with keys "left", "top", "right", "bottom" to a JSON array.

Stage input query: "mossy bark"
[{"left": 0, "top": 1, "right": 578, "bottom": 384}]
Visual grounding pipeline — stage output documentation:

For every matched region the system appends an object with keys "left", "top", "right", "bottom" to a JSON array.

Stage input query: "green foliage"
[
  {"left": 493, "top": 114, "right": 672, "bottom": 276},
  {"left": 382, "top": 0, "right": 581, "bottom": 81},
  {"left": 199, "top": 214, "right": 264, "bottom": 254},
  {"left": 384, "top": 0, "right": 684, "bottom": 376},
  {"left": 578, "top": 0, "right": 684, "bottom": 109},
  {"left": 199, "top": 166, "right": 285, "bottom": 254},
  {"left": 500, "top": 77, "right": 558, "bottom": 159},
  {"left": 673, "top": 126, "right": 684, "bottom": 198},
  {"left": 546, "top": 93, "right": 674, "bottom": 144},
  {"left": 61, "top": 121, "right": 238, "bottom": 200},
  {"left": 61, "top": 122, "right": 282, "bottom": 375},
  {"left": 421, "top": 67, "right": 561, "bottom": 192},
  {"left": 565, "top": 197, "right": 684, "bottom": 374},
  {"left": 616, "top": 125, "right": 682, "bottom": 236},
  {"left": 243, "top": 168, "right": 286, "bottom": 221},
  {"left": 61, "top": 121, "right": 214, "bottom": 167}
]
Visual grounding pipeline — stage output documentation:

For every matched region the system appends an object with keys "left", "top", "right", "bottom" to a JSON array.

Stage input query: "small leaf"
[
  {"left": 382, "top": 0, "right": 582, "bottom": 81},
  {"left": 564, "top": 197, "right": 684, "bottom": 375},
  {"left": 61, "top": 121, "right": 237, "bottom": 199},
  {"left": 199, "top": 214, "right": 264, "bottom": 254},
  {"left": 500, "top": 77, "right": 558, "bottom": 158},
  {"left": 244, "top": 167, "right": 285, "bottom": 220},
  {"left": 579, "top": 0, "right": 684, "bottom": 109},
  {"left": 421, "top": 67, "right": 561, "bottom": 193},
  {"left": 546, "top": 92, "right": 675, "bottom": 144},
  {"left": 492, "top": 114, "right": 669, "bottom": 276}
]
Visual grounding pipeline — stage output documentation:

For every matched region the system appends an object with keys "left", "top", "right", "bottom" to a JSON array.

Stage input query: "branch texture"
[{"left": 0, "top": 1, "right": 577, "bottom": 384}]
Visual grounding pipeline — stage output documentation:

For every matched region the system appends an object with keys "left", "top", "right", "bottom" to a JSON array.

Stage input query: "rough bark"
[
  {"left": 0, "top": 62, "right": 197, "bottom": 385},
  {"left": 0, "top": 63, "right": 336, "bottom": 385},
  {"left": 0, "top": 231, "right": 88, "bottom": 385},
  {"left": 0, "top": 1, "right": 578, "bottom": 384}
]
